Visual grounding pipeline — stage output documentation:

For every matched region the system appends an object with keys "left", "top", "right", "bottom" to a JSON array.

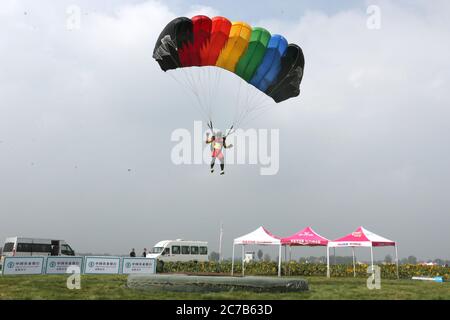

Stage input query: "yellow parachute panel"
[{"left": 216, "top": 22, "right": 252, "bottom": 72}]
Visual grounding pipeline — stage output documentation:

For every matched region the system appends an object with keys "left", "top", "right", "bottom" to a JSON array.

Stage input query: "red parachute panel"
[
  {"left": 200, "top": 16, "right": 232, "bottom": 66},
  {"left": 179, "top": 16, "right": 212, "bottom": 67}
]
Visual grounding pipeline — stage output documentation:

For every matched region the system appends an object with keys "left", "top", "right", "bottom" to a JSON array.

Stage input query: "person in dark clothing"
[
  {"left": 142, "top": 248, "right": 147, "bottom": 257},
  {"left": 51, "top": 245, "right": 59, "bottom": 256},
  {"left": 130, "top": 248, "right": 136, "bottom": 257}
]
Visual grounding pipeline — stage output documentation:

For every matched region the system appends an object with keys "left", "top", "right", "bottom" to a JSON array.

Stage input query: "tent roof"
[
  {"left": 234, "top": 226, "right": 281, "bottom": 245},
  {"left": 281, "top": 227, "right": 329, "bottom": 246},
  {"left": 328, "top": 227, "right": 396, "bottom": 247}
]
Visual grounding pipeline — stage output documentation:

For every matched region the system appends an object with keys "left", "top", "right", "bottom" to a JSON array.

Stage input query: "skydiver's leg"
[
  {"left": 210, "top": 157, "right": 216, "bottom": 173},
  {"left": 218, "top": 153, "right": 225, "bottom": 175}
]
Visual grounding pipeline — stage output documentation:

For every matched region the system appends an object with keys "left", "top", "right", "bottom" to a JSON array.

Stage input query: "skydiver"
[{"left": 206, "top": 130, "right": 233, "bottom": 175}]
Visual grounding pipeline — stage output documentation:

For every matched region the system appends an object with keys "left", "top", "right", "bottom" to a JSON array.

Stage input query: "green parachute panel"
[{"left": 235, "top": 27, "right": 271, "bottom": 82}]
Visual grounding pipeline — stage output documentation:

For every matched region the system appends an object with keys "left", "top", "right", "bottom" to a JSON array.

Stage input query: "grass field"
[{"left": 0, "top": 275, "right": 449, "bottom": 300}]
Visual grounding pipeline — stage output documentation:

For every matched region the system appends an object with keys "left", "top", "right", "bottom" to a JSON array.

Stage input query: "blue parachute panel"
[{"left": 249, "top": 35, "right": 288, "bottom": 92}]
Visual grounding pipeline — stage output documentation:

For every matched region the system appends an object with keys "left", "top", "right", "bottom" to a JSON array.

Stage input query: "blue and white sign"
[
  {"left": 122, "top": 258, "right": 156, "bottom": 274},
  {"left": 84, "top": 256, "right": 121, "bottom": 274},
  {"left": 2, "top": 257, "right": 45, "bottom": 275},
  {"left": 45, "top": 257, "right": 84, "bottom": 274}
]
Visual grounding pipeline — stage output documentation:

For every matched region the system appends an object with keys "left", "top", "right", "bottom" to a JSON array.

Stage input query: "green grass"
[{"left": 0, "top": 275, "right": 449, "bottom": 300}]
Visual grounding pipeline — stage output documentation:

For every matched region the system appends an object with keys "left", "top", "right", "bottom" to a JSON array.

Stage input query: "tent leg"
[
  {"left": 352, "top": 247, "right": 356, "bottom": 278},
  {"left": 289, "top": 246, "right": 292, "bottom": 276},
  {"left": 370, "top": 245, "right": 374, "bottom": 273},
  {"left": 395, "top": 245, "right": 399, "bottom": 279},
  {"left": 231, "top": 244, "right": 235, "bottom": 276},
  {"left": 278, "top": 244, "right": 282, "bottom": 277},
  {"left": 327, "top": 246, "right": 330, "bottom": 278},
  {"left": 242, "top": 245, "right": 245, "bottom": 277}
]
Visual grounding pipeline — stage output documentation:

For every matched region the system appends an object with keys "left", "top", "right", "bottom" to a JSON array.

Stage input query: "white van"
[
  {"left": 147, "top": 240, "right": 208, "bottom": 262},
  {"left": 1, "top": 237, "right": 75, "bottom": 259}
]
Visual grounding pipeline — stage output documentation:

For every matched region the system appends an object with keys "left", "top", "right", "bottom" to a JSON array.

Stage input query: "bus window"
[
  {"left": 190, "top": 246, "right": 199, "bottom": 255},
  {"left": 199, "top": 247, "right": 208, "bottom": 255},
  {"left": 181, "top": 246, "right": 190, "bottom": 255},
  {"left": 32, "top": 244, "right": 52, "bottom": 253},
  {"left": 163, "top": 248, "right": 170, "bottom": 255},
  {"left": 172, "top": 246, "right": 180, "bottom": 255},
  {"left": 3, "top": 243, "right": 14, "bottom": 253},
  {"left": 17, "top": 243, "right": 32, "bottom": 252}
]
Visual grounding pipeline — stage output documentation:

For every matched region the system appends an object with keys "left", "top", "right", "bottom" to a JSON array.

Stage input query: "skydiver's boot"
[
  {"left": 220, "top": 164, "right": 225, "bottom": 175},
  {"left": 211, "top": 160, "right": 215, "bottom": 173}
]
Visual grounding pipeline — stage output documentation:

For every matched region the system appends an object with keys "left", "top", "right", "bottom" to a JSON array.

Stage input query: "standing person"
[
  {"left": 130, "top": 248, "right": 136, "bottom": 257},
  {"left": 142, "top": 248, "right": 147, "bottom": 257}
]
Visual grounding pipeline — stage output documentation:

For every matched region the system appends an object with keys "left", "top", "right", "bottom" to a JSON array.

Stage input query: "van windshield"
[
  {"left": 3, "top": 243, "right": 14, "bottom": 253},
  {"left": 151, "top": 247, "right": 164, "bottom": 254}
]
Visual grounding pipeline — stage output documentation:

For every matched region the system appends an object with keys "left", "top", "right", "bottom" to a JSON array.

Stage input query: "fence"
[{"left": 0, "top": 256, "right": 156, "bottom": 276}]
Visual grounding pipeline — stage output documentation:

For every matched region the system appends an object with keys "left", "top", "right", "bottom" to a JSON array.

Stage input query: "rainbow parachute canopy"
[{"left": 153, "top": 16, "right": 305, "bottom": 103}]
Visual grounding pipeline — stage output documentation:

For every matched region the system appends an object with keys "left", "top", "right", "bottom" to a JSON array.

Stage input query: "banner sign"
[
  {"left": 45, "top": 257, "right": 84, "bottom": 274},
  {"left": 84, "top": 256, "right": 121, "bottom": 274},
  {"left": 122, "top": 258, "right": 156, "bottom": 274},
  {"left": 2, "top": 257, "right": 45, "bottom": 275}
]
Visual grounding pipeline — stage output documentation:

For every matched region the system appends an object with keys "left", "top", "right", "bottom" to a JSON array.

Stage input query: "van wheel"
[{"left": 157, "top": 260, "right": 164, "bottom": 273}]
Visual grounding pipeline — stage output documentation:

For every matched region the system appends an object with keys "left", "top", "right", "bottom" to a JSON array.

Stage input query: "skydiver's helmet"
[{"left": 215, "top": 130, "right": 223, "bottom": 138}]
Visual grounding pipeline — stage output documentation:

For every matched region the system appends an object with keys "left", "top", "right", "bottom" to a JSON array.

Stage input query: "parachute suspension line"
[
  {"left": 207, "top": 66, "right": 214, "bottom": 121},
  {"left": 205, "top": 69, "right": 213, "bottom": 121},
  {"left": 162, "top": 54, "right": 211, "bottom": 123},
  {"left": 204, "top": 67, "right": 213, "bottom": 124},
  {"left": 234, "top": 104, "right": 271, "bottom": 130},
  {"left": 195, "top": 67, "right": 207, "bottom": 118},
  {"left": 167, "top": 71, "right": 210, "bottom": 124},
  {"left": 184, "top": 67, "right": 212, "bottom": 124},
  {"left": 233, "top": 80, "right": 249, "bottom": 128},
  {"left": 233, "top": 80, "right": 248, "bottom": 131},
  {"left": 237, "top": 98, "right": 271, "bottom": 128},
  {"left": 179, "top": 68, "right": 196, "bottom": 96},
  {"left": 234, "top": 82, "right": 253, "bottom": 129},
  {"left": 238, "top": 104, "right": 274, "bottom": 129},
  {"left": 240, "top": 90, "right": 276, "bottom": 126},
  {"left": 185, "top": 67, "right": 214, "bottom": 125},
  {"left": 232, "top": 79, "right": 243, "bottom": 128},
  {"left": 206, "top": 68, "right": 211, "bottom": 119},
  {"left": 233, "top": 87, "right": 276, "bottom": 130}
]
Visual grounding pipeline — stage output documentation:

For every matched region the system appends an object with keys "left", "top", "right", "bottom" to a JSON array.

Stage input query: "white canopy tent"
[
  {"left": 231, "top": 226, "right": 282, "bottom": 277},
  {"left": 327, "top": 227, "right": 399, "bottom": 278}
]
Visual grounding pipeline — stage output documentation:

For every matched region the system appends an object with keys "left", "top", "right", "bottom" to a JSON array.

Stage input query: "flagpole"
[{"left": 218, "top": 221, "right": 223, "bottom": 262}]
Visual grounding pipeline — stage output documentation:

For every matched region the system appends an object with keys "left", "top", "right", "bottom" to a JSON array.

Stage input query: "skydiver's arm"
[
  {"left": 223, "top": 137, "right": 233, "bottom": 149},
  {"left": 206, "top": 133, "right": 214, "bottom": 144}
]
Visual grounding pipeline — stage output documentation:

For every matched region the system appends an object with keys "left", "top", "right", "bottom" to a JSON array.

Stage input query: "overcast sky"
[{"left": 1, "top": 0, "right": 449, "bottom": 261}]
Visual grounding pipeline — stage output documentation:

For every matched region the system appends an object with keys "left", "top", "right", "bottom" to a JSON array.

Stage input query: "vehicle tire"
[{"left": 157, "top": 260, "right": 165, "bottom": 273}]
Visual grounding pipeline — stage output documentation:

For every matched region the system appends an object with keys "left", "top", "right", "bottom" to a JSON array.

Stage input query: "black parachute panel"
[
  {"left": 153, "top": 17, "right": 193, "bottom": 72},
  {"left": 266, "top": 44, "right": 305, "bottom": 103}
]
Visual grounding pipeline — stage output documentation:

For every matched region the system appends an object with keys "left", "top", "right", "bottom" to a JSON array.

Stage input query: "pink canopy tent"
[
  {"left": 282, "top": 227, "right": 329, "bottom": 246},
  {"left": 281, "top": 227, "right": 329, "bottom": 269},
  {"left": 327, "top": 227, "right": 399, "bottom": 278},
  {"left": 231, "top": 226, "right": 282, "bottom": 277}
]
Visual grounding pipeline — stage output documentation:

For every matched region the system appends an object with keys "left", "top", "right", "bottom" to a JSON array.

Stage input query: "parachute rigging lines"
[{"left": 153, "top": 15, "right": 305, "bottom": 131}]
